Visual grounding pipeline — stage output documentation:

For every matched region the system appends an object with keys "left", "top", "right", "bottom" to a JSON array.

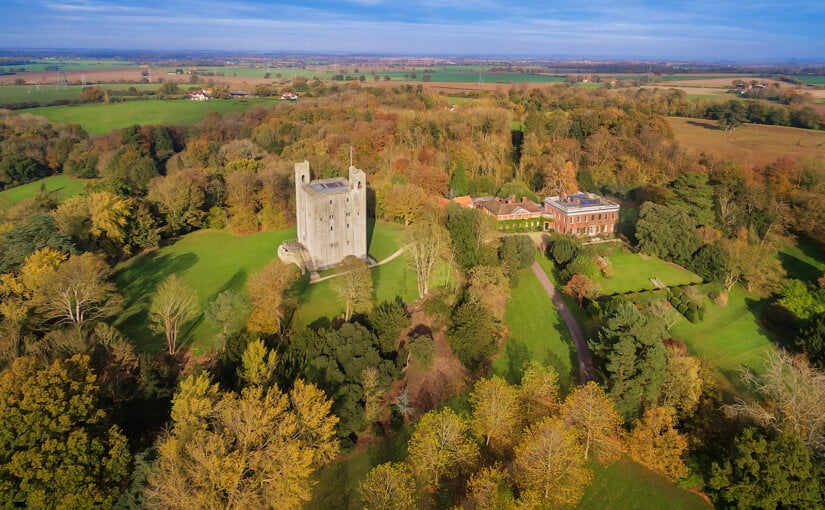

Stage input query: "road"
[{"left": 530, "top": 261, "right": 595, "bottom": 384}]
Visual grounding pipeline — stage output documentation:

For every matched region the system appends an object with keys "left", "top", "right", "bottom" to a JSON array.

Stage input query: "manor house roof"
[{"left": 545, "top": 192, "right": 619, "bottom": 214}]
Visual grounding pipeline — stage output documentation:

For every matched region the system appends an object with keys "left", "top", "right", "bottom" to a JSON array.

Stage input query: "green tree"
[
  {"left": 205, "top": 290, "right": 250, "bottom": 342},
  {"left": 636, "top": 202, "right": 701, "bottom": 266},
  {"left": 716, "top": 100, "right": 747, "bottom": 131},
  {"left": 589, "top": 301, "right": 668, "bottom": 420},
  {"left": 450, "top": 161, "right": 469, "bottom": 196},
  {"left": 666, "top": 172, "right": 716, "bottom": 227},
  {"left": 148, "top": 274, "right": 200, "bottom": 355},
  {"left": 0, "top": 355, "right": 130, "bottom": 508},
  {"left": 368, "top": 298, "right": 409, "bottom": 354},
  {"left": 710, "top": 428, "right": 821, "bottom": 509},
  {"left": 448, "top": 302, "right": 499, "bottom": 370}
]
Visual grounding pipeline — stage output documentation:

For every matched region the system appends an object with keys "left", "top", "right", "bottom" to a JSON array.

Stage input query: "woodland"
[{"left": 0, "top": 80, "right": 823, "bottom": 508}]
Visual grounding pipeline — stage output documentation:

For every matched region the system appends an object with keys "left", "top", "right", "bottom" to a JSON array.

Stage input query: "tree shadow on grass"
[{"left": 778, "top": 250, "right": 821, "bottom": 282}]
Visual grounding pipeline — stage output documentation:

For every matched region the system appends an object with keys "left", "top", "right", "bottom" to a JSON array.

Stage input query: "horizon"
[{"left": 1, "top": 1, "right": 823, "bottom": 62}]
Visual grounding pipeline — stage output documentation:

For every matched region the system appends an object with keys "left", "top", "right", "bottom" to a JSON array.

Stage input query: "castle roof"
[{"left": 304, "top": 177, "right": 350, "bottom": 195}]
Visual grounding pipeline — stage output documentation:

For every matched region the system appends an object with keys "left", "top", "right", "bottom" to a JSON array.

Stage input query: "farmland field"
[
  {"left": 0, "top": 175, "right": 86, "bottom": 206},
  {"left": 0, "top": 59, "right": 137, "bottom": 73},
  {"left": 27, "top": 98, "right": 278, "bottom": 135},
  {"left": 0, "top": 83, "right": 158, "bottom": 105},
  {"left": 594, "top": 253, "right": 702, "bottom": 295},
  {"left": 668, "top": 117, "right": 825, "bottom": 167}
]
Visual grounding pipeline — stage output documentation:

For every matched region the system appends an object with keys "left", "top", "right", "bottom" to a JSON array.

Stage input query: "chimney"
[
  {"left": 560, "top": 191, "right": 567, "bottom": 202},
  {"left": 521, "top": 197, "right": 527, "bottom": 203}
]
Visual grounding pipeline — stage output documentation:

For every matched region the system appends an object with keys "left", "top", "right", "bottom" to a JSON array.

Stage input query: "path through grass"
[
  {"left": 494, "top": 265, "right": 577, "bottom": 392},
  {"left": 0, "top": 175, "right": 86, "bottom": 206}
]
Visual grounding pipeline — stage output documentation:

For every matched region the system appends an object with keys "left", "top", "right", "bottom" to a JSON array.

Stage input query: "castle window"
[
  {"left": 330, "top": 226, "right": 333, "bottom": 231},
  {"left": 358, "top": 181, "right": 362, "bottom": 189}
]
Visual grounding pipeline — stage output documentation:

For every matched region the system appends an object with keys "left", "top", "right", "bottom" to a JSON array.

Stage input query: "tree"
[
  {"left": 381, "top": 182, "right": 429, "bottom": 226},
  {"left": 561, "top": 254, "right": 599, "bottom": 281},
  {"left": 0, "top": 213, "right": 74, "bottom": 274},
  {"left": 725, "top": 350, "right": 825, "bottom": 453},
  {"left": 446, "top": 203, "right": 499, "bottom": 268},
  {"left": 449, "top": 161, "right": 469, "bottom": 197},
  {"left": 550, "top": 235, "right": 579, "bottom": 265},
  {"left": 147, "top": 170, "right": 207, "bottom": 235},
  {"left": 716, "top": 100, "right": 747, "bottom": 131},
  {"left": 246, "top": 259, "right": 298, "bottom": 335},
  {"left": 710, "top": 428, "right": 821, "bottom": 509},
  {"left": 406, "top": 217, "right": 449, "bottom": 299},
  {"left": 448, "top": 302, "right": 499, "bottom": 370},
  {"left": 560, "top": 381, "right": 623, "bottom": 463},
  {"left": 565, "top": 274, "right": 600, "bottom": 307},
  {"left": 627, "top": 406, "right": 689, "bottom": 480},
  {"left": 590, "top": 301, "right": 668, "bottom": 420},
  {"left": 0, "top": 355, "right": 130, "bottom": 508},
  {"left": 205, "top": 290, "right": 250, "bottom": 342},
  {"left": 800, "top": 313, "right": 825, "bottom": 368},
  {"left": 666, "top": 172, "right": 716, "bottom": 227},
  {"left": 368, "top": 298, "right": 409, "bottom": 354},
  {"left": 635, "top": 202, "right": 701, "bottom": 266},
  {"left": 331, "top": 255, "right": 372, "bottom": 321},
  {"left": 514, "top": 417, "right": 592, "bottom": 507},
  {"left": 470, "top": 376, "right": 520, "bottom": 451},
  {"left": 145, "top": 372, "right": 338, "bottom": 510},
  {"left": 238, "top": 338, "right": 278, "bottom": 388},
  {"left": 499, "top": 235, "right": 535, "bottom": 285},
  {"left": 466, "top": 265, "right": 509, "bottom": 321},
  {"left": 52, "top": 192, "right": 132, "bottom": 254},
  {"left": 361, "top": 366, "right": 383, "bottom": 425},
  {"left": 359, "top": 463, "right": 416, "bottom": 510},
  {"left": 406, "top": 408, "right": 479, "bottom": 491},
  {"left": 148, "top": 274, "right": 200, "bottom": 355},
  {"left": 35, "top": 252, "right": 122, "bottom": 329},
  {"left": 518, "top": 360, "right": 560, "bottom": 426},
  {"left": 659, "top": 345, "right": 703, "bottom": 419}
]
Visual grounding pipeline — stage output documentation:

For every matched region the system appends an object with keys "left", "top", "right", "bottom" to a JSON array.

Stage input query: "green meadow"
[
  {"left": 494, "top": 265, "right": 577, "bottom": 392},
  {"left": 0, "top": 59, "right": 137, "bottom": 73},
  {"left": 0, "top": 175, "right": 86, "bottom": 206},
  {"left": 0, "top": 83, "right": 158, "bottom": 105},
  {"left": 594, "top": 253, "right": 703, "bottom": 295},
  {"left": 115, "top": 228, "right": 294, "bottom": 351},
  {"left": 27, "top": 98, "right": 278, "bottom": 135}
]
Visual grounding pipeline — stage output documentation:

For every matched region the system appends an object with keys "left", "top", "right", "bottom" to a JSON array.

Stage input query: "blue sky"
[{"left": 1, "top": 1, "right": 823, "bottom": 61}]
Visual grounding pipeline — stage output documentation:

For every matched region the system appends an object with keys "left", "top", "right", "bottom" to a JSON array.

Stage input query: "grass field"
[
  {"left": 27, "top": 98, "right": 278, "bottom": 135},
  {"left": 779, "top": 238, "right": 825, "bottom": 282},
  {"left": 595, "top": 253, "right": 702, "bottom": 295},
  {"left": 0, "top": 175, "right": 86, "bottom": 206},
  {"left": 578, "top": 457, "right": 710, "bottom": 510},
  {"left": 367, "top": 220, "right": 405, "bottom": 261},
  {"left": 668, "top": 116, "right": 825, "bottom": 168},
  {"left": 789, "top": 75, "right": 825, "bottom": 85},
  {"left": 0, "top": 59, "right": 137, "bottom": 73},
  {"left": 494, "top": 266, "right": 577, "bottom": 392},
  {"left": 671, "top": 286, "right": 775, "bottom": 393},
  {"left": 115, "top": 228, "right": 294, "bottom": 351}
]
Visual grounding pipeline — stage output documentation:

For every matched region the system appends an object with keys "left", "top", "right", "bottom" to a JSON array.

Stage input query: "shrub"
[
  {"left": 686, "top": 309, "right": 698, "bottom": 323},
  {"left": 687, "top": 301, "right": 698, "bottom": 312},
  {"left": 672, "top": 287, "right": 683, "bottom": 297},
  {"left": 698, "top": 307, "right": 705, "bottom": 321},
  {"left": 677, "top": 303, "right": 687, "bottom": 315}
]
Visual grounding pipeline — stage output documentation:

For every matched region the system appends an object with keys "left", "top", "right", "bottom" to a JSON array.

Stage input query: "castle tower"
[{"left": 294, "top": 160, "right": 367, "bottom": 270}]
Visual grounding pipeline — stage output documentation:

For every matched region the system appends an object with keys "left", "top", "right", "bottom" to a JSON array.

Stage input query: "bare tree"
[
  {"left": 331, "top": 255, "right": 372, "bottom": 321},
  {"left": 148, "top": 274, "right": 200, "bottom": 355},
  {"left": 406, "top": 217, "right": 449, "bottom": 299}
]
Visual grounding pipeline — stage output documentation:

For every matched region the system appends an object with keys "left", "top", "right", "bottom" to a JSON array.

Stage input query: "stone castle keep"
[{"left": 292, "top": 160, "right": 367, "bottom": 270}]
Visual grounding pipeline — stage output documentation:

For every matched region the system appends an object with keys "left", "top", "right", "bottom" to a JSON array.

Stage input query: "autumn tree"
[
  {"left": 406, "top": 217, "right": 450, "bottom": 299},
  {"left": 361, "top": 366, "right": 383, "bottom": 425},
  {"left": 565, "top": 274, "right": 600, "bottom": 307},
  {"left": 358, "top": 462, "right": 416, "bottom": 510},
  {"left": 331, "top": 255, "right": 372, "bottom": 321},
  {"left": 145, "top": 371, "right": 339, "bottom": 510},
  {"left": 518, "top": 360, "right": 560, "bottom": 426},
  {"left": 627, "top": 406, "right": 689, "bottom": 480},
  {"left": 659, "top": 345, "right": 704, "bottom": 419},
  {"left": 35, "top": 252, "right": 122, "bottom": 329},
  {"left": 0, "top": 355, "right": 130, "bottom": 508},
  {"left": 560, "top": 381, "right": 624, "bottom": 463},
  {"left": 406, "top": 408, "right": 479, "bottom": 491},
  {"left": 514, "top": 417, "right": 592, "bottom": 507},
  {"left": 148, "top": 274, "right": 200, "bottom": 355},
  {"left": 466, "top": 265, "right": 509, "bottom": 321},
  {"left": 470, "top": 376, "right": 520, "bottom": 452},
  {"left": 146, "top": 170, "right": 207, "bottom": 235},
  {"left": 246, "top": 259, "right": 298, "bottom": 335},
  {"left": 52, "top": 191, "right": 131, "bottom": 254},
  {"left": 464, "top": 464, "right": 514, "bottom": 509}
]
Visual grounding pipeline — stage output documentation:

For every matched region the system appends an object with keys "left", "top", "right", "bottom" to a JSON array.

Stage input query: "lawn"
[
  {"left": 0, "top": 174, "right": 86, "bottom": 206},
  {"left": 367, "top": 219, "right": 406, "bottom": 261},
  {"left": 291, "top": 253, "right": 420, "bottom": 329},
  {"left": 779, "top": 238, "right": 825, "bottom": 282},
  {"left": 578, "top": 457, "right": 710, "bottom": 510},
  {"left": 0, "top": 83, "right": 158, "bottom": 106},
  {"left": 594, "top": 253, "right": 702, "bottom": 295},
  {"left": 27, "top": 98, "right": 278, "bottom": 135},
  {"left": 115, "top": 228, "right": 294, "bottom": 351},
  {"left": 671, "top": 286, "right": 776, "bottom": 394},
  {"left": 494, "top": 265, "right": 577, "bottom": 393}
]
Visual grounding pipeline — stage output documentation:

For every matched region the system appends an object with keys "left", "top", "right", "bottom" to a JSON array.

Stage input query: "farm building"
[{"left": 544, "top": 192, "right": 620, "bottom": 237}]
